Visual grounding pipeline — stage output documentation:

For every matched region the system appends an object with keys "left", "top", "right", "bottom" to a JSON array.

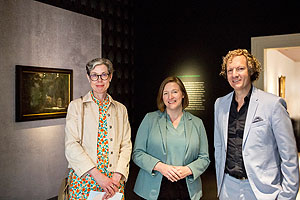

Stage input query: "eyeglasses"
[{"left": 89, "top": 72, "right": 110, "bottom": 81}]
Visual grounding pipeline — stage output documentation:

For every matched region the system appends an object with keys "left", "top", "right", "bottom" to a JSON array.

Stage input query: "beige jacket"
[{"left": 65, "top": 92, "right": 132, "bottom": 180}]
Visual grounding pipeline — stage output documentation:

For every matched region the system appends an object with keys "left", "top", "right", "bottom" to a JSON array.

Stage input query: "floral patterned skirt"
[{"left": 68, "top": 169, "right": 125, "bottom": 200}]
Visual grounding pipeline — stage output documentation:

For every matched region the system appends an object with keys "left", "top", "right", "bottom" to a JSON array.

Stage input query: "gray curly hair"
[{"left": 86, "top": 58, "right": 114, "bottom": 75}]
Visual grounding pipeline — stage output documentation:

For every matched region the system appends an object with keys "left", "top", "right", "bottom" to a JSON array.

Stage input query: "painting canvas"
[{"left": 16, "top": 65, "right": 73, "bottom": 121}]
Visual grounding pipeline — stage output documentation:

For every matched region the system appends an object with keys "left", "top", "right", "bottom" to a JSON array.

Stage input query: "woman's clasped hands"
[
  {"left": 154, "top": 162, "right": 192, "bottom": 182},
  {"left": 89, "top": 167, "right": 122, "bottom": 200}
]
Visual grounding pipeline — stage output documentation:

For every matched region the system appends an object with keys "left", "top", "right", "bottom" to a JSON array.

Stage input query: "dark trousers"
[{"left": 157, "top": 177, "right": 190, "bottom": 200}]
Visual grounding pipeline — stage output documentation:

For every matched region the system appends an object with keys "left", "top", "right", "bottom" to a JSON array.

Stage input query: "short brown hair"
[
  {"left": 220, "top": 49, "right": 261, "bottom": 82},
  {"left": 157, "top": 76, "right": 189, "bottom": 112}
]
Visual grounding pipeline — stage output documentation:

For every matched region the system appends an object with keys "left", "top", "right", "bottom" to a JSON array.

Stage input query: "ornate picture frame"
[
  {"left": 278, "top": 75, "right": 286, "bottom": 98},
  {"left": 16, "top": 65, "right": 73, "bottom": 122}
]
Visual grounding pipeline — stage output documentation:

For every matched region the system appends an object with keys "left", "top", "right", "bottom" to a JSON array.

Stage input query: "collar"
[
  {"left": 233, "top": 84, "right": 253, "bottom": 104},
  {"left": 82, "top": 91, "right": 116, "bottom": 106},
  {"left": 159, "top": 110, "right": 192, "bottom": 121}
]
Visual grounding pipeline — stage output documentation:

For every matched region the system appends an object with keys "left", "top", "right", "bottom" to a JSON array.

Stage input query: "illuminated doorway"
[{"left": 252, "top": 33, "right": 300, "bottom": 199}]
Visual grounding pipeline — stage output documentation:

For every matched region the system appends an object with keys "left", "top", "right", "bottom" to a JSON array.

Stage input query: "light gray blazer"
[
  {"left": 214, "top": 86, "right": 299, "bottom": 200},
  {"left": 133, "top": 110, "right": 210, "bottom": 200}
]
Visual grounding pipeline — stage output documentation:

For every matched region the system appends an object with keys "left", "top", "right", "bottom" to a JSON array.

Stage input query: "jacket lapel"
[
  {"left": 243, "top": 87, "right": 259, "bottom": 148},
  {"left": 183, "top": 111, "right": 192, "bottom": 153},
  {"left": 223, "top": 92, "right": 233, "bottom": 149},
  {"left": 158, "top": 112, "right": 168, "bottom": 154}
]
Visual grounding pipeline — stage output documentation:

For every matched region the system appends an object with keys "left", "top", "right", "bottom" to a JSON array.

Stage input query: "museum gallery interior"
[{"left": 1, "top": 0, "right": 300, "bottom": 199}]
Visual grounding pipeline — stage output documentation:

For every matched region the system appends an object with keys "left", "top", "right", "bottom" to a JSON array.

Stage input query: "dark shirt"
[{"left": 225, "top": 87, "right": 252, "bottom": 179}]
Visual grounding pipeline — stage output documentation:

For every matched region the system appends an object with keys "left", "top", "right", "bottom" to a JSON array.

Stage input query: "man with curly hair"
[{"left": 214, "top": 49, "right": 299, "bottom": 200}]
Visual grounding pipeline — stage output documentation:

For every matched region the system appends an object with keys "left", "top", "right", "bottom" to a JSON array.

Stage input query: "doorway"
[{"left": 252, "top": 33, "right": 300, "bottom": 199}]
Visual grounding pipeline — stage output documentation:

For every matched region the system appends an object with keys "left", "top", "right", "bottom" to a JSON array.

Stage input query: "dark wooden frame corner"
[{"left": 16, "top": 65, "right": 73, "bottom": 122}]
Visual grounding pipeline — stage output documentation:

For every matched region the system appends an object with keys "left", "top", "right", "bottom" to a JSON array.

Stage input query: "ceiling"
[{"left": 277, "top": 47, "right": 300, "bottom": 62}]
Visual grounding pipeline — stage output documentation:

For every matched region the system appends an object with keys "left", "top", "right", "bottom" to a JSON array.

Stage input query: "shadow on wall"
[{"left": 292, "top": 118, "right": 300, "bottom": 152}]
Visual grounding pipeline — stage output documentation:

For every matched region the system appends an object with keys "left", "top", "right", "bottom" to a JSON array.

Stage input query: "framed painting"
[
  {"left": 278, "top": 75, "right": 286, "bottom": 98},
  {"left": 16, "top": 65, "right": 73, "bottom": 122}
]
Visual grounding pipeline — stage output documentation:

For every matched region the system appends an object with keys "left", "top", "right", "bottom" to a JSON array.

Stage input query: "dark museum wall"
[
  {"left": 133, "top": 0, "right": 300, "bottom": 156},
  {"left": 132, "top": 1, "right": 300, "bottom": 198},
  {"left": 1, "top": 0, "right": 300, "bottom": 199}
]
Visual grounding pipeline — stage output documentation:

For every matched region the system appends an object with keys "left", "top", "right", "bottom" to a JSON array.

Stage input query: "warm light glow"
[
  {"left": 278, "top": 75, "right": 286, "bottom": 98},
  {"left": 266, "top": 49, "right": 300, "bottom": 118}
]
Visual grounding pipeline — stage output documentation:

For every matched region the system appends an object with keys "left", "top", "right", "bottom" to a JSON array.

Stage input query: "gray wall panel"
[{"left": 0, "top": 0, "right": 101, "bottom": 199}]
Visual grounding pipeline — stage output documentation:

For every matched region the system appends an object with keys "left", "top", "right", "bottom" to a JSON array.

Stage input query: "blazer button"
[
  {"left": 109, "top": 125, "right": 112, "bottom": 129},
  {"left": 110, "top": 138, "right": 113, "bottom": 141},
  {"left": 109, "top": 164, "right": 112, "bottom": 167},
  {"left": 107, "top": 113, "right": 110, "bottom": 117},
  {"left": 111, "top": 151, "right": 113, "bottom": 154}
]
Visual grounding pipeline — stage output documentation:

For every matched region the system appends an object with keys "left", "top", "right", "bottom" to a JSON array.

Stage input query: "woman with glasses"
[
  {"left": 132, "top": 76, "right": 210, "bottom": 200},
  {"left": 65, "top": 58, "right": 132, "bottom": 200}
]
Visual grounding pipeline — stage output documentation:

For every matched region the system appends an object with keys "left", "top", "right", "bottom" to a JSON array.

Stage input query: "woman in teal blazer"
[{"left": 132, "top": 77, "right": 210, "bottom": 200}]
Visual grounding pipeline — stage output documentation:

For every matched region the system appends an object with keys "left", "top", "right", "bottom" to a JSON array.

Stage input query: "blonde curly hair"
[{"left": 220, "top": 49, "right": 262, "bottom": 82}]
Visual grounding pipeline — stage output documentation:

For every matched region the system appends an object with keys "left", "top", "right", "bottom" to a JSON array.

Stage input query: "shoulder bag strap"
[
  {"left": 64, "top": 96, "right": 85, "bottom": 186},
  {"left": 80, "top": 96, "right": 84, "bottom": 145}
]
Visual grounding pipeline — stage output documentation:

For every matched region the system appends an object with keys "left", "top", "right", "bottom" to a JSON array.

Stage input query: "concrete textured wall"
[{"left": 0, "top": 0, "right": 101, "bottom": 199}]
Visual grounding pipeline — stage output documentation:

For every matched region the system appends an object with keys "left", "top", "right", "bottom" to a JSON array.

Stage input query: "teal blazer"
[{"left": 132, "top": 110, "right": 210, "bottom": 200}]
